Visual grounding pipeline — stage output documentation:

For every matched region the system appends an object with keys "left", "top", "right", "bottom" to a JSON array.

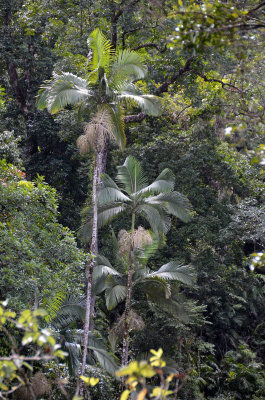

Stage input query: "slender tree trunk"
[
  {"left": 121, "top": 212, "right": 136, "bottom": 368},
  {"left": 79, "top": 153, "right": 99, "bottom": 397},
  {"left": 88, "top": 140, "right": 109, "bottom": 330}
]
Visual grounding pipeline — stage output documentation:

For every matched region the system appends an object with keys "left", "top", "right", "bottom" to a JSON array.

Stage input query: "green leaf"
[
  {"left": 105, "top": 276, "right": 127, "bottom": 310},
  {"left": 148, "top": 262, "right": 194, "bottom": 285},
  {"left": 117, "top": 156, "right": 148, "bottom": 194}
]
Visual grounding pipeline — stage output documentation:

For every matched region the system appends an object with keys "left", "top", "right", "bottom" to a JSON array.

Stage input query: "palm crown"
[
  {"left": 80, "top": 155, "right": 192, "bottom": 241},
  {"left": 93, "top": 235, "right": 194, "bottom": 311},
  {"left": 37, "top": 28, "right": 160, "bottom": 152}
]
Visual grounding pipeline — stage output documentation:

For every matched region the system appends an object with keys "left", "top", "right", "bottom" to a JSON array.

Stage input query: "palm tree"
[
  {"left": 36, "top": 29, "right": 160, "bottom": 381},
  {"left": 93, "top": 233, "right": 194, "bottom": 352},
  {"left": 80, "top": 156, "right": 192, "bottom": 366}
]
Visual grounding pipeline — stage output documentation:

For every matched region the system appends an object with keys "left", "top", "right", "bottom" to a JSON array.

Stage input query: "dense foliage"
[{"left": 1, "top": 0, "right": 265, "bottom": 399}]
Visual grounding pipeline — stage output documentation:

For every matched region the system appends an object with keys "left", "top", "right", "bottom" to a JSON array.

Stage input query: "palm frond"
[
  {"left": 145, "top": 191, "right": 192, "bottom": 223},
  {"left": 109, "top": 50, "right": 147, "bottom": 89},
  {"left": 98, "top": 174, "right": 131, "bottom": 205},
  {"left": 105, "top": 275, "right": 127, "bottom": 310},
  {"left": 147, "top": 261, "right": 194, "bottom": 286},
  {"left": 64, "top": 342, "right": 81, "bottom": 377},
  {"left": 148, "top": 296, "right": 190, "bottom": 323},
  {"left": 136, "top": 203, "right": 171, "bottom": 234},
  {"left": 134, "top": 238, "right": 160, "bottom": 268},
  {"left": 88, "top": 346, "right": 119, "bottom": 377},
  {"left": 136, "top": 168, "right": 175, "bottom": 196},
  {"left": 107, "top": 103, "right": 126, "bottom": 150},
  {"left": 93, "top": 254, "right": 121, "bottom": 281},
  {"left": 87, "top": 28, "right": 113, "bottom": 83},
  {"left": 117, "top": 156, "right": 148, "bottom": 194},
  {"left": 118, "top": 84, "right": 161, "bottom": 116},
  {"left": 51, "top": 296, "right": 86, "bottom": 330},
  {"left": 78, "top": 202, "right": 126, "bottom": 242},
  {"left": 37, "top": 73, "right": 91, "bottom": 114},
  {"left": 71, "top": 330, "right": 119, "bottom": 376},
  {"left": 98, "top": 203, "right": 127, "bottom": 229},
  {"left": 139, "top": 276, "right": 171, "bottom": 299}
]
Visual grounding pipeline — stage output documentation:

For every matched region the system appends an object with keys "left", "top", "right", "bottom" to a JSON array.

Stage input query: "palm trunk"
[
  {"left": 88, "top": 141, "right": 109, "bottom": 331},
  {"left": 79, "top": 153, "right": 99, "bottom": 397},
  {"left": 121, "top": 211, "right": 136, "bottom": 368}
]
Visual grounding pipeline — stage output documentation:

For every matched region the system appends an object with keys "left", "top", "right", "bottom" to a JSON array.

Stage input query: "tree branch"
[
  {"left": 124, "top": 112, "right": 146, "bottom": 123},
  {"left": 111, "top": 0, "right": 141, "bottom": 48},
  {"left": 155, "top": 56, "right": 195, "bottom": 95},
  {"left": 194, "top": 71, "right": 244, "bottom": 94},
  {"left": 132, "top": 42, "right": 167, "bottom": 52},
  {"left": 247, "top": 1, "right": 265, "bottom": 14}
]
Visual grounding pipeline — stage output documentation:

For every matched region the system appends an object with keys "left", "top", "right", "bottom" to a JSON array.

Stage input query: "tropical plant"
[
  {"left": 36, "top": 28, "right": 160, "bottom": 383},
  {"left": 93, "top": 232, "right": 194, "bottom": 352},
  {"left": 81, "top": 155, "right": 192, "bottom": 367},
  {"left": 49, "top": 295, "right": 119, "bottom": 378}
]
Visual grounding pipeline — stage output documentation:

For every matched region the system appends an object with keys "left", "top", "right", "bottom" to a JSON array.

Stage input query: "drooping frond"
[
  {"left": 107, "top": 104, "right": 126, "bottom": 150},
  {"left": 136, "top": 203, "right": 171, "bottom": 234},
  {"left": 93, "top": 254, "right": 121, "bottom": 281},
  {"left": 98, "top": 203, "right": 127, "bottom": 229},
  {"left": 147, "top": 261, "right": 194, "bottom": 286},
  {"left": 105, "top": 275, "right": 127, "bottom": 310},
  {"left": 64, "top": 341, "right": 81, "bottom": 377},
  {"left": 78, "top": 202, "right": 126, "bottom": 242},
  {"left": 147, "top": 295, "right": 190, "bottom": 323},
  {"left": 118, "top": 84, "right": 161, "bottom": 116},
  {"left": 139, "top": 276, "right": 171, "bottom": 299},
  {"left": 134, "top": 238, "right": 160, "bottom": 268},
  {"left": 88, "top": 346, "right": 119, "bottom": 377},
  {"left": 136, "top": 168, "right": 175, "bottom": 196},
  {"left": 117, "top": 156, "right": 148, "bottom": 194},
  {"left": 146, "top": 192, "right": 192, "bottom": 223},
  {"left": 51, "top": 296, "right": 86, "bottom": 330},
  {"left": 109, "top": 50, "right": 147, "bottom": 89},
  {"left": 36, "top": 73, "right": 91, "bottom": 114},
  {"left": 98, "top": 174, "right": 131, "bottom": 205},
  {"left": 71, "top": 330, "right": 119, "bottom": 376},
  {"left": 87, "top": 28, "right": 113, "bottom": 83}
]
